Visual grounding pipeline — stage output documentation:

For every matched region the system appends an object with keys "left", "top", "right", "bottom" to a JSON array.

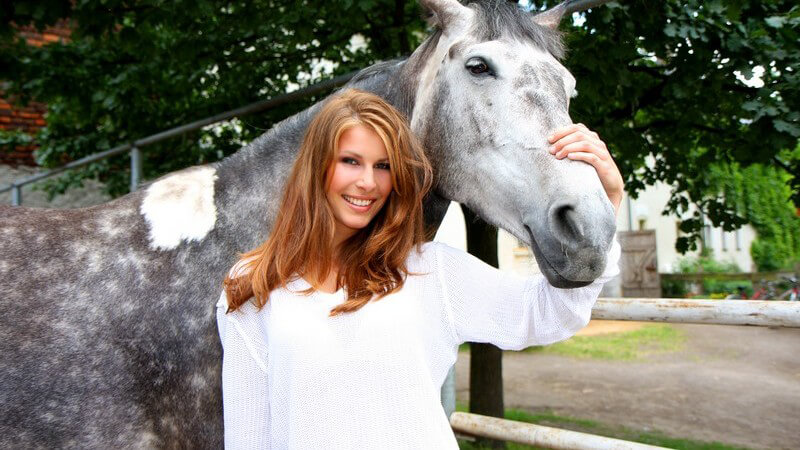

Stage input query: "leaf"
[
  {"left": 774, "top": 120, "right": 800, "bottom": 137},
  {"left": 741, "top": 100, "right": 761, "bottom": 112},
  {"left": 765, "top": 16, "right": 787, "bottom": 28}
]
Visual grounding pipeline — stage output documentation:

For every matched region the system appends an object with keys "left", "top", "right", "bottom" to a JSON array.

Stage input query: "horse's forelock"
[{"left": 467, "top": 0, "right": 565, "bottom": 59}]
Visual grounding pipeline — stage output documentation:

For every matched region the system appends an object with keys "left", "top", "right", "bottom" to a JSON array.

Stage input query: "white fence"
[
  {"left": 448, "top": 298, "right": 800, "bottom": 449},
  {"left": 593, "top": 297, "right": 800, "bottom": 327}
]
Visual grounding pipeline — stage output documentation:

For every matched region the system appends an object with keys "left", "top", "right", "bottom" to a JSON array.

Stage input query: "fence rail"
[
  {"left": 450, "top": 412, "right": 667, "bottom": 450},
  {"left": 447, "top": 298, "right": 799, "bottom": 449},
  {"left": 593, "top": 297, "right": 800, "bottom": 327}
]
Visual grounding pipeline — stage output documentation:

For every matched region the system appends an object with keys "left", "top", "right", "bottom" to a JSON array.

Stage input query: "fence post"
[
  {"left": 130, "top": 146, "right": 142, "bottom": 192},
  {"left": 11, "top": 185, "right": 22, "bottom": 206}
]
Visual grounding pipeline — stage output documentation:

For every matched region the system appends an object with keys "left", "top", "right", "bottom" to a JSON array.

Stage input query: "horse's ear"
[
  {"left": 531, "top": 1, "right": 569, "bottom": 29},
  {"left": 420, "top": 0, "right": 472, "bottom": 32}
]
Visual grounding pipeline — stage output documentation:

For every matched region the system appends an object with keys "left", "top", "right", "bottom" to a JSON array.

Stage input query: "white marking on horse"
[{"left": 140, "top": 166, "right": 218, "bottom": 250}]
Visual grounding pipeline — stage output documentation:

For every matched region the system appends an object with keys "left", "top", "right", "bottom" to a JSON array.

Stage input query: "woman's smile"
[
  {"left": 342, "top": 195, "right": 376, "bottom": 208},
  {"left": 326, "top": 124, "right": 393, "bottom": 245}
]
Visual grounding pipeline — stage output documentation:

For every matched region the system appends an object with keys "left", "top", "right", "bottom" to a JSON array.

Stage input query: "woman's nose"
[{"left": 356, "top": 169, "right": 376, "bottom": 190}]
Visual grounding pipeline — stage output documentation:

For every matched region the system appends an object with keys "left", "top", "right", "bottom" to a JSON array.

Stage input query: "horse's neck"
[{"left": 212, "top": 60, "right": 415, "bottom": 251}]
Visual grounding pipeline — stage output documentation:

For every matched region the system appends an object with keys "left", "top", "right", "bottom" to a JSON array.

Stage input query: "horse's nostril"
[{"left": 553, "top": 204, "right": 583, "bottom": 241}]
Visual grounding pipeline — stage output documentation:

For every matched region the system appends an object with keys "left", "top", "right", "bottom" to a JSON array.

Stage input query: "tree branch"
[
  {"left": 627, "top": 64, "right": 670, "bottom": 79},
  {"left": 606, "top": 78, "right": 669, "bottom": 120},
  {"left": 772, "top": 156, "right": 792, "bottom": 173},
  {"left": 565, "top": 0, "right": 615, "bottom": 15}
]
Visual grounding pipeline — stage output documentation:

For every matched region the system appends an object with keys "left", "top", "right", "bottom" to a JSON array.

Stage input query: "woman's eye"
[
  {"left": 376, "top": 162, "right": 390, "bottom": 170},
  {"left": 342, "top": 157, "right": 358, "bottom": 165},
  {"left": 465, "top": 57, "right": 492, "bottom": 76}
]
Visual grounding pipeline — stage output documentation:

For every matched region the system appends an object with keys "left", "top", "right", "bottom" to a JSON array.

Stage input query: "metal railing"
[{"left": 0, "top": 72, "right": 356, "bottom": 206}]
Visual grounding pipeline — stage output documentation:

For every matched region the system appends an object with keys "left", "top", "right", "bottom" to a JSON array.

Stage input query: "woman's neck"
[{"left": 317, "top": 269, "right": 340, "bottom": 294}]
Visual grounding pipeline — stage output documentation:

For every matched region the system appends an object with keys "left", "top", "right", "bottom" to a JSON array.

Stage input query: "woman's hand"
[{"left": 547, "top": 124, "right": 624, "bottom": 215}]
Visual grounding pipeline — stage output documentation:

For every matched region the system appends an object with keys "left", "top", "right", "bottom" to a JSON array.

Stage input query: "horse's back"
[{"left": 0, "top": 194, "right": 164, "bottom": 447}]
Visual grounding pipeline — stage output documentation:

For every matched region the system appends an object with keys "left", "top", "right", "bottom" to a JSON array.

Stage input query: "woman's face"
[{"left": 326, "top": 124, "right": 392, "bottom": 245}]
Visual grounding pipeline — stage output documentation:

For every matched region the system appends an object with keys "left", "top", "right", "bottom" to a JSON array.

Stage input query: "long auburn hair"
[{"left": 224, "top": 89, "right": 433, "bottom": 316}]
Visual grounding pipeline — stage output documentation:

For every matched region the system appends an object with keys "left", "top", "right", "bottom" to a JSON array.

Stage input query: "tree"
[
  {"left": 0, "top": 0, "right": 426, "bottom": 195},
  {"left": 561, "top": 0, "right": 799, "bottom": 251},
  {"left": 706, "top": 149, "right": 800, "bottom": 271},
  {"left": 2, "top": 0, "right": 798, "bottom": 248},
  {"left": 461, "top": 205, "right": 505, "bottom": 448}
]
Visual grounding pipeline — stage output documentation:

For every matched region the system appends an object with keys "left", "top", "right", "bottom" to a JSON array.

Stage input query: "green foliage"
[
  {"left": 0, "top": 0, "right": 427, "bottom": 197},
  {"left": 1, "top": 1, "right": 799, "bottom": 253},
  {"left": 661, "top": 277, "right": 691, "bottom": 298},
  {"left": 0, "top": 128, "right": 35, "bottom": 153},
  {"left": 670, "top": 249, "right": 748, "bottom": 296},
  {"left": 675, "top": 248, "right": 742, "bottom": 273},
  {"left": 707, "top": 157, "right": 800, "bottom": 271},
  {"left": 563, "top": 0, "right": 800, "bottom": 252}
]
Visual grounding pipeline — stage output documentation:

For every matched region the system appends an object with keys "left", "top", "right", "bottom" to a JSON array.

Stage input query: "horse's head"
[{"left": 409, "top": 0, "right": 615, "bottom": 288}]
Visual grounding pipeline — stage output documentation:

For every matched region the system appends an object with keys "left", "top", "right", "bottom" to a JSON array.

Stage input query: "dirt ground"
[{"left": 455, "top": 321, "right": 800, "bottom": 450}]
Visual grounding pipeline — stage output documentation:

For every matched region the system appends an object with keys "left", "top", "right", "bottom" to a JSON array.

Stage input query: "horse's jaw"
[{"left": 526, "top": 226, "right": 599, "bottom": 289}]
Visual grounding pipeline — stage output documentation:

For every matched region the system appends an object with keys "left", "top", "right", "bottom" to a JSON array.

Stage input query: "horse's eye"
[{"left": 465, "top": 57, "right": 493, "bottom": 76}]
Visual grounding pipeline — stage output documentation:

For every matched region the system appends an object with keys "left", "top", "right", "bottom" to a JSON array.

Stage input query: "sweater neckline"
[{"left": 290, "top": 276, "right": 345, "bottom": 298}]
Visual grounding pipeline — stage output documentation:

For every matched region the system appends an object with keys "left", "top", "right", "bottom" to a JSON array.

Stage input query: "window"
[
  {"left": 721, "top": 229, "right": 727, "bottom": 251},
  {"left": 735, "top": 228, "right": 742, "bottom": 251}
]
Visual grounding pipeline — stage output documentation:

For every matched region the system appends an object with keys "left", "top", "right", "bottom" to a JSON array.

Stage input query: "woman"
[{"left": 217, "top": 89, "right": 623, "bottom": 449}]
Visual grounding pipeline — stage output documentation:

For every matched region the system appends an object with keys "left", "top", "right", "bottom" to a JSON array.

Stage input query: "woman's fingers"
[
  {"left": 551, "top": 140, "right": 608, "bottom": 160},
  {"left": 567, "top": 150, "right": 624, "bottom": 212},
  {"left": 547, "top": 124, "right": 624, "bottom": 215},
  {"left": 548, "top": 132, "right": 604, "bottom": 156},
  {"left": 547, "top": 123, "right": 599, "bottom": 145},
  {"left": 547, "top": 124, "right": 583, "bottom": 143},
  {"left": 564, "top": 150, "right": 602, "bottom": 165},
  {"left": 548, "top": 126, "right": 607, "bottom": 157}
]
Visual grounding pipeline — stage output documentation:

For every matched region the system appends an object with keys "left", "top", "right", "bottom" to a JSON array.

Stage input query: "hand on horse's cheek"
[{"left": 547, "top": 125, "right": 623, "bottom": 216}]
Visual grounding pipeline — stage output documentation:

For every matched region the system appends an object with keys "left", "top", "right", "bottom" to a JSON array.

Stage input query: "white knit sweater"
[{"left": 216, "top": 240, "right": 620, "bottom": 449}]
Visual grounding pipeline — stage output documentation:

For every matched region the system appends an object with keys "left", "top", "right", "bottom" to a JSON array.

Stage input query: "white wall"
[{"left": 616, "top": 182, "right": 756, "bottom": 273}]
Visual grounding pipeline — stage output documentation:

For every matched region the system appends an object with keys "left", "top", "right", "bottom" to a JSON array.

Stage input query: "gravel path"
[{"left": 455, "top": 322, "right": 800, "bottom": 450}]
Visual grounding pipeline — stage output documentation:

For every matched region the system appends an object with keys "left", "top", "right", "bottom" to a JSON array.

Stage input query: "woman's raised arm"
[{"left": 434, "top": 240, "right": 620, "bottom": 350}]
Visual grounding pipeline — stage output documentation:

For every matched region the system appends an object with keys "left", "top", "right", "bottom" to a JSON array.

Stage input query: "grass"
[
  {"left": 459, "top": 324, "right": 686, "bottom": 361},
  {"left": 455, "top": 405, "right": 751, "bottom": 450}
]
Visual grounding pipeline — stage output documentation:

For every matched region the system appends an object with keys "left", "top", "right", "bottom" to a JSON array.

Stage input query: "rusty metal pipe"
[
  {"left": 450, "top": 412, "right": 667, "bottom": 450},
  {"left": 593, "top": 298, "right": 800, "bottom": 328}
]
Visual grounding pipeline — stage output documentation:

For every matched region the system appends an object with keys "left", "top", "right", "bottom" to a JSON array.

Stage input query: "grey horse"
[{"left": 0, "top": 0, "right": 615, "bottom": 447}]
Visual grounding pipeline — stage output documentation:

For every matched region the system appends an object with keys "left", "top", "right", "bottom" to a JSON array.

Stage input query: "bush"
[
  {"left": 663, "top": 249, "right": 749, "bottom": 297},
  {"left": 661, "top": 278, "right": 689, "bottom": 298}
]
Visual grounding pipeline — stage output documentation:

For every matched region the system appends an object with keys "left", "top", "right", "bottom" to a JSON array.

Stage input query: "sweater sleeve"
[
  {"left": 434, "top": 239, "right": 621, "bottom": 350},
  {"left": 216, "top": 294, "right": 272, "bottom": 449}
]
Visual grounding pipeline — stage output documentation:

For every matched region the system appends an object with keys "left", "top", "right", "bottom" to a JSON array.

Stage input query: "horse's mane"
[{"left": 470, "top": 0, "right": 565, "bottom": 58}]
